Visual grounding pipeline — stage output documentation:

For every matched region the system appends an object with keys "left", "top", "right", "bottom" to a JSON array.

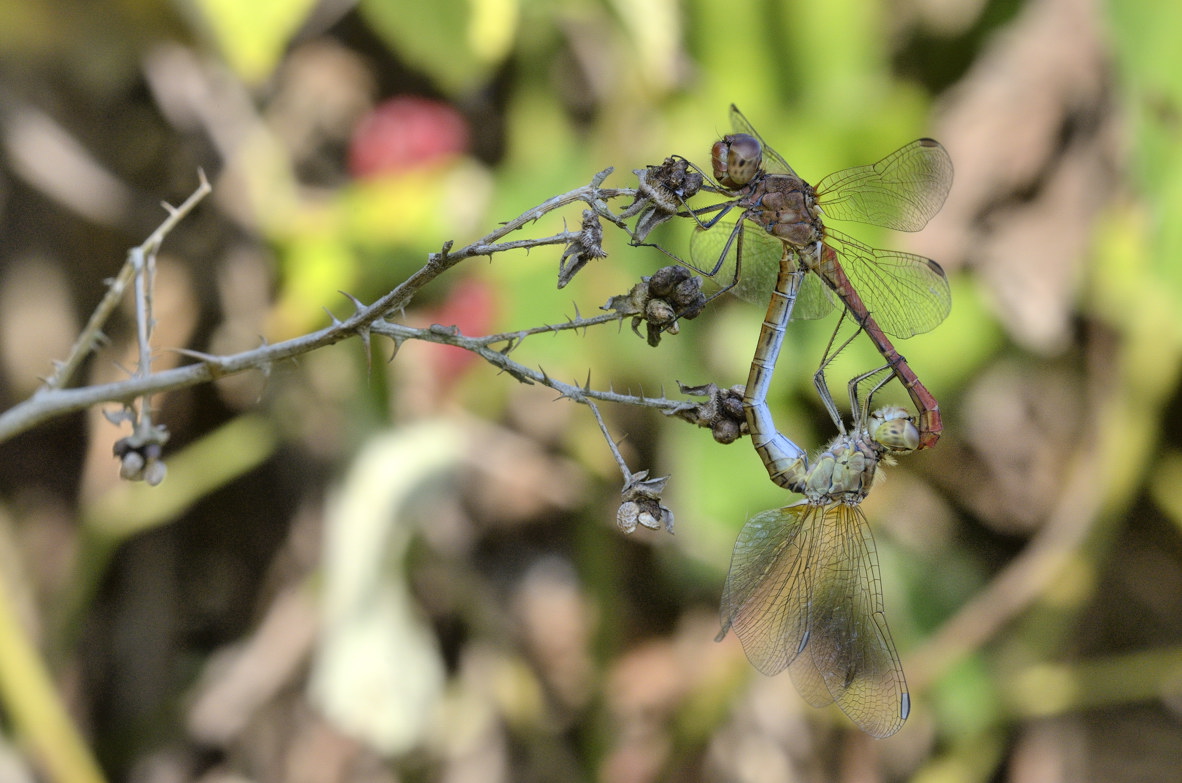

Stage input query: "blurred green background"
[{"left": 2, "top": 0, "right": 1182, "bottom": 781}]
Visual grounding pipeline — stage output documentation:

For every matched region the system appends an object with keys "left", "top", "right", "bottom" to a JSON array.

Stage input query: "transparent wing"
[
  {"left": 719, "top": 502, "right": 908, "bottom": 738},
  {"left": 795, "top": 269, "right": 836, "bottom": 322},
  {"left": 718, "top": 504, "right": 814, "bottom": 674},
  {"left": 785, "top": 503, "right": 909, "bottom": 738},
  {"left": 815, "top": 139, "right": 953, "bottom": 232},
  {"left": 728, "top": 104, "right": 798, "bottom": 178},
  {"left": 689, "top": 213, "right": 783, "bottom": 304},
  {"left": 690, "top": 214, "right": 836, "bottom": 318},
  {"left": 824, "top": 229, "right": 951, "bottom": 338}
]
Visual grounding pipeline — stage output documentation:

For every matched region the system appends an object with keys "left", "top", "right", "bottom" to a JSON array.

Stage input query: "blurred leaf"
[
  {"left": 1108, "top": 1, "right": 1182, "bottom": 300},
  {"left": 1150, "top": 449, "right": 1182, "bottom": 537},
  {"left": 607, "top": 0, "right": 682, "bottom": 92},
  {"left": 930, "top": 654, "right": 1001, "bottom": 736},
  {"left": 309, "top": 421, "right": 461, "bottom": 754},
  {"left": 190, "top": 0, "right": 318, "bottom": 82},
  {"left": 269, "top": 229, "right": 359, "bottom": 339},
  {"left": 341, "top": 169, "right": 450, "bottom": 248},
  {"left": 360, "top": 0, "right": 518, "bottom": 94}
]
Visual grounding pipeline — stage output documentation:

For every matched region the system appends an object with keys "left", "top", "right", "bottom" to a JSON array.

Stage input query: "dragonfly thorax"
[
  {"left": 711, "top": 133, "right": 763, "bottom": 189},
  {"left": 795, "top": 435, "right": 879, "bottom": 504},
  {"left": 748, "top": 176, "right": 823, "bottom": 249}
]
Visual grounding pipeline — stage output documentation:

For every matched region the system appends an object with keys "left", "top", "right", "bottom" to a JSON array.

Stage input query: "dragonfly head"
[
  {"left": 869, "top": 406, "right": 920, "bottom": 454},
  {"left": 712, "top": 133, "right": 763, "bottom": 189}
]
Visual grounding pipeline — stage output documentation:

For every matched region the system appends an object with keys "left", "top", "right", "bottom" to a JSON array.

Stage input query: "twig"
[
  {"left": 37, "top": 170, "right": 212, "bottom": 394},
  {"left": 0, "top": 168, "right": 702, "bottom": 445}
]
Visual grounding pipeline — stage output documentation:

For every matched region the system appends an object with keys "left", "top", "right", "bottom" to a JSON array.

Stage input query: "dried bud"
[
  {"left": 112, "top": 423, "right": 170, "bottom": 485},
  {"left": 648, "top": 265, "right": 690, "bottom": 298},
  {"left": 118, "top": 450, "right": 145, "bottom": 479},
  {"left": 712, "top": 418, "right": 742, "bottom": 444},
  {"left": 629, "top": 157, "right": 705, "bottom": 242},
  {"left": 671, "top": 276, "right": 706, "bottom": 320},
  {"left": 668, "top": 382, "right": 748, "bottom": 443},
  {"left": 645, "top": 297, "right": 677, "bottom": 326},
  {"left": 616, "top": 473, "right": 675, "bottom": 534},
  {"left": 617, "top": 500, "right": 641, "bottom": 534},
  {"left": 720, "top": 392, "right": 745, "bottom": 422},
  {"left": 558, "top": 210, "right": 608, "bottom": 288},
  {"left": 143, "top": 460, "right": 168, "bottom": 486},
  {"left": 605, "top": 265, "right": 706, "bottom": 347}
]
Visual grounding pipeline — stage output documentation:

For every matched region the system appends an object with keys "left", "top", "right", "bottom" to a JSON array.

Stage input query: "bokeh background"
[{"left": 2, "top": 0, "right": 1181, "bottom": 780}]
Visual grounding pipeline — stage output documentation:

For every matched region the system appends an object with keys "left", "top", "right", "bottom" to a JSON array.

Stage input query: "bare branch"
[
  {"left": 1, "top": 168, "right": 710, "bottom": 449},
  {"left": 38, "top": 172, "right": 212, "bottom": 393}
]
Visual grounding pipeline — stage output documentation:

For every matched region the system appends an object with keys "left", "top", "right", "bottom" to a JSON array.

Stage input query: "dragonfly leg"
[
  {"left": 847, "top": 363, "right": 895, "bottom": 433},
  {"left": 839, "top": 304, "right": 942, "bottom": 450},
  {"left": 813, "top": 310, "right": 864, "bottom": 434},
  {"left": 679, "top": 199, "right": 736, "bottom": 230}
]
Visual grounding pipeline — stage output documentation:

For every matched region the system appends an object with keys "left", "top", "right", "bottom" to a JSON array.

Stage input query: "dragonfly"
[
  {"left": 719, "top": 384, "right": 919, "bottom": 737},
  {"left": 722, "top": 250, "right": 917, "bottom": 736},
  {"left": 691, "top": 105, "right": 953, "bottom": 449}
]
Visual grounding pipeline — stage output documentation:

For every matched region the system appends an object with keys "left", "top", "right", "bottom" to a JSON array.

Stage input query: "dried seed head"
[
  {"left": 644, "top": 297, "right": 677, "bottom": 326},
  {"left": 617, "top": 474, "right": 675, "bottom": 534},
  {"left": 648, "top": 264, "right": 690, "bottom": 298},
  {"left": 712, "top": 418, "right": 741, "bottom": 444},
  {"left": 557, "top": 210, "right": 608, "bottom": 288},
  {"left": 630, "top": 157, "right": 706, "bottom": 241}
]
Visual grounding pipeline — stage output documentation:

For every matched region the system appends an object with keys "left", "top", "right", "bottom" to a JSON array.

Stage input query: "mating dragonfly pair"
[{"left": 664, "top": 106, "right": 953, "bottom": 737}]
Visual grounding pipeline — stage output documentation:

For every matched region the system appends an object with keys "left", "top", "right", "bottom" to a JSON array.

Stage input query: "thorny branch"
[{"left": 0, "top": 159, "right": 726, "bottom": 522}]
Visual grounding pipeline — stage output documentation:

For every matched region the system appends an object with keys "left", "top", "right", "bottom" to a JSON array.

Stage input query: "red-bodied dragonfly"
[{"left": 691, "top": 105, "right": 952, "bottom": 449}]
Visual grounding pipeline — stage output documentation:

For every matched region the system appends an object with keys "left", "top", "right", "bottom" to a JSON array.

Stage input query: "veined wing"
[
  {"left": 785, "top": 503, "right": 909, "bottom": 738},
  {"left": 717, "top": 503, "right": 815, "bottom": 674},
  {"left": 728, "top": 104, "right": 798, "bottom": 178},
  {"left": 815, "top": 139, "right": 953, "bottom": 232},
  {"left": 823, "top": 229, "right": 951, "bottom": 338},
  {"left": 690, "top": 214, "right": 835, "bottom": 317}
]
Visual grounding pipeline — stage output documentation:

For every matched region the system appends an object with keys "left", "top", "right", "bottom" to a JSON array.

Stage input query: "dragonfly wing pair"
[{"left": 719, "top": 501, "right": 909, "bottom": 738}]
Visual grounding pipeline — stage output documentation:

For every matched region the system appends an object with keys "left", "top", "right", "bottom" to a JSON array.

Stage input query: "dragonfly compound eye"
[
  {"left": 726, "top": 134, "right": 762, "bottom": 186},
  {"left": 870, "top": 406, "right": 920, "bottom": 453},
  {"left": 713, "top": 133, "right": 763, "bottom": 188}
]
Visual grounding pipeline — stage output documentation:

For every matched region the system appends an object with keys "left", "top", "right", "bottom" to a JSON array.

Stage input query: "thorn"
[
  {"left": 386, "top": 335, "right": 406, "bottom": 363},
  {"left": 324, "top": 307, "right": 343, "bottom": 326},
  {"left": 339, "top": 290, "right": 367, "bottom": 312}
]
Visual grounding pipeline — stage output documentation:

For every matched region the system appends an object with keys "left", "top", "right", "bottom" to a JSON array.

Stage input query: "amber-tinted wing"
[
  {"left": 815, "top": 139, "right": 953, "bottom": 232},
  {"left": 784, "top": 503, "right": 909, "bottom": 738},
  {"left": 718, "top": 504, "right": 813, "bottom": 673},
  {"left": 719, "top": 502, "right": 909, "bottom": 738},
  {"left": 823, "top": 229, "right": 951, "bottom": 338}
]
